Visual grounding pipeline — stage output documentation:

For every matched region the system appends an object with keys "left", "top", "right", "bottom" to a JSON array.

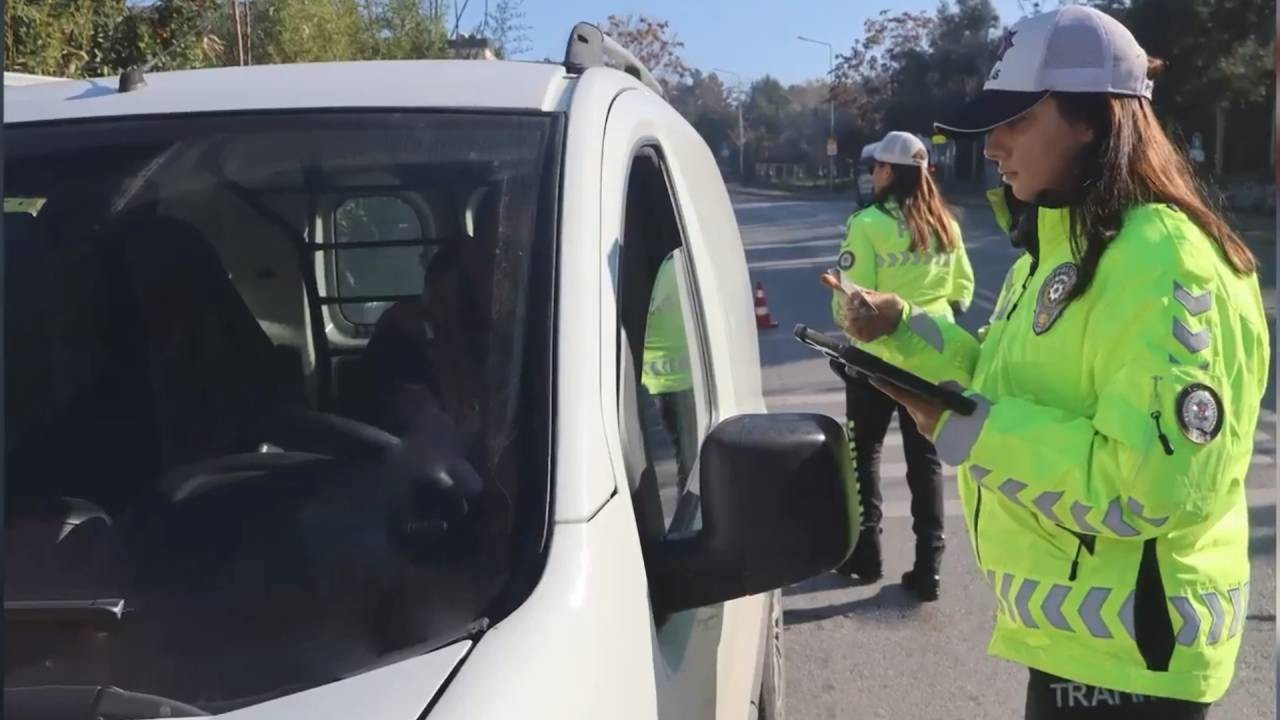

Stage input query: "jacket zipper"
[
  {"left": 1149, "top": 376, "right": 1176, "bottom": 457},
  {"left": 1067, "top": 531, "right": 1097, "bottom": 581},
  {"left": 1150, "top": 411, "right": 1175, "bottom": 456},
  {"left": 1140, "top": 377, "right": 1177, "bottom": 468},
  {"left": 1003, "top": 257, "right": 1040, "bottom": 319},
  {"left": 972, "top": 484, "right": 983, "bottom": 566}
]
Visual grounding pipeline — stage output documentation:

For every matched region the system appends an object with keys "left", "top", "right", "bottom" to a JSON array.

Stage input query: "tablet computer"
[{"left": 793, "top": 324, "right": 978, "bottom": 417}]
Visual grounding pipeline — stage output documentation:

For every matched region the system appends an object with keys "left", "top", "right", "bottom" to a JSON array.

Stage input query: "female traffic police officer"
[
  {"left": 829, "top": 130, "right": 974, "bottom": 601},
  {"left": 641, "top": 254, "right": 697, "bottom": 503},
  {"left": 839, "top": 6, "right": 1268, "bottom": 718}
]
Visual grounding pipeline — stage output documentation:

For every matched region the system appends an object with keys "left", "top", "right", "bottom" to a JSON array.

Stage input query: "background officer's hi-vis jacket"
[
  {"left": 829, "top": 198, "right": 975, "bottom": 342},
  {"left": 641, "top": 256, "right": 693, "bottom": 395},
  {"left": 870, "top": 200, "right": 1269, "bottom": 704}
]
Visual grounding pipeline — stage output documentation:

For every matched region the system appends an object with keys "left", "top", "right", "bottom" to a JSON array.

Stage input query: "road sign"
[{"left": 827, "top": 137, "right": 838, "bottom": 157}]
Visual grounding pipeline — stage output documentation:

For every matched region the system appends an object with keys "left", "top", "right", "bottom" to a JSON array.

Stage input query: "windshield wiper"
[
  {"left": 5, "top": 599, "right": 127, "bottom": 629},
  {"left": 344, "top": 616, "right": 490, "bottom": 679},
  {"left": 5, "top": 685, "right": 210, "bottom": 719},
  {"left": 419, "top": 616, "right": 489, "bottom": 656}
]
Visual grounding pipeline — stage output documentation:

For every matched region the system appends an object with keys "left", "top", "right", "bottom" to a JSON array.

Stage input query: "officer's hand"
[
  {"left": 870, "top": 378, "right": 946, "bottom": 437},
  {"left": 839, "top": 290, "right": 904, "bottom": 343}
]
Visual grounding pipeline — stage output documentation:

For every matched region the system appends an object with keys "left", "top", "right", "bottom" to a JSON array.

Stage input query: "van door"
[{"left": 600, "top": 89, "right": 768, "bottom": 720}]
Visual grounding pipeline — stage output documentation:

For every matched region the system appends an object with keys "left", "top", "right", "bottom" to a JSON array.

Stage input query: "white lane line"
[
  {"left": 734, "top": 200, "right": 836, "bottom": 210},
  {"left": 975, "top": 287, "right": 1000, "bottom": 303},
  {"left": 746, "top": 238, "right": 843, "bottom": 252},
  {"left": 750, "top": 254, "right": 835, "bottom": 271},
  {"left": 767, "top": 392, "right": 844, "bottom": 407}
]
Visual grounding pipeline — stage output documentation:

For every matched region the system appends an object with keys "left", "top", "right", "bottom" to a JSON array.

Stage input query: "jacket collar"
[{"left": 1036, "top": 206, "right": 1072, "bottom": 259}]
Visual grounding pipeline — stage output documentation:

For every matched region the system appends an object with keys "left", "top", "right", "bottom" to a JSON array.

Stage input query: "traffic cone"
[{"left": 754, "top": 281, "right": 779, "bottom": 329}]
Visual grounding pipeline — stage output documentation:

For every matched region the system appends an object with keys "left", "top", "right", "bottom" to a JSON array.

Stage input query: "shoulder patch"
[
  {"left": 1032, "top": 262, "right": 1077, "bottom": 335},
  {"left": 1176, "top": 383, "right": 1223, "bottom": 444},
  {"left": 837, "top": 250, "right": 855, "bottom": 271}
]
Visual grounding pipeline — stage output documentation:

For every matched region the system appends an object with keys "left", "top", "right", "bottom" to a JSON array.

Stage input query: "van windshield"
[{"left": 3, "top": 111, "right": 560, "bottom": 714}]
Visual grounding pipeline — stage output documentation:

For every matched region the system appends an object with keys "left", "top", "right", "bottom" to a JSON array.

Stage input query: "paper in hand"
[{"left": 821, "top": 269, "right": 879, "bottom": 317}]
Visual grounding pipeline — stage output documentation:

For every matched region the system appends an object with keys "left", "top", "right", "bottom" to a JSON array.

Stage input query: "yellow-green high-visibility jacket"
[
  {"left": 873, "top": 201, "right": 1270, "bottom": 702},
  {"left": 641, "top": 256, "right": 693, "bottom": 395},
  {"left": 987, "top": 186, "right": 1015, "bottom": 234},
  {"left": 830, "top": 199, "right": 974, "bottom": 343}
]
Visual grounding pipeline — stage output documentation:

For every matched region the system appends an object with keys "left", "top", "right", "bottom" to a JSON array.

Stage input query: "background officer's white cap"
[
  {"left": 874, "top": 131, "right": 929, "bottom": 168},
  {"left": 935, "top": 6, "right": 1153, "bottom": 136}
]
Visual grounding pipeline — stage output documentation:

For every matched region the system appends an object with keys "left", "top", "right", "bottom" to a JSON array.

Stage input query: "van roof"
[{"left": 5, "top": 60, "right": 575, "bottom": 125}]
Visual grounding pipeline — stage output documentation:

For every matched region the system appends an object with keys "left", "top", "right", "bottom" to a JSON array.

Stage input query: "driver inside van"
[{"left": 361, "top": 240, "right": 485, "bottom": 456}]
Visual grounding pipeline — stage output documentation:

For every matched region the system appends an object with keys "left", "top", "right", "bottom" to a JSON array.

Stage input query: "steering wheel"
[
  {"left": 243, "top": 407, "right": 401, "bottom": 458},
  {"left": 161, "top": 450, "right": 334, "bottom": 503},
  {"left": 159, "top": 409, "right": 399, "bottom": 502}
]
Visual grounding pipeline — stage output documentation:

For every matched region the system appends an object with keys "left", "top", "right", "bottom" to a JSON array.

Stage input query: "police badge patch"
[
  {"left": 1032, "top": 262, "right": 1078, "bottom": 335},
  {"left": 1176, "top": 384, "right": 1223, "bottom": 444},
  {"left": 837, "top": 251, "right": 855, "bottom": 271}
]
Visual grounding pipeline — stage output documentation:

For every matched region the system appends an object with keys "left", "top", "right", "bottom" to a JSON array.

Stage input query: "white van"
[
  {"left": 3, "top": 23, "right": 857, "bottom": 720},
  {"left": 3, "top": 71, "right": 68, "bottom": 87}
]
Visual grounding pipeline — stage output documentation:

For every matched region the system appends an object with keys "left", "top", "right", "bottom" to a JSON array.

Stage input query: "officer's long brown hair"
[
  {"left": 873, "top": 163, "right": 959, "bottom": 253},
  {"left": 1053, "top": 59, "right": 1256, "bottom": 298}
]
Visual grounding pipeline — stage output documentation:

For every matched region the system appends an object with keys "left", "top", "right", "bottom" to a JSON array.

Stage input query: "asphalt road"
[{"left": 734, "top": 185, "right": 1278, "bottom": 720}]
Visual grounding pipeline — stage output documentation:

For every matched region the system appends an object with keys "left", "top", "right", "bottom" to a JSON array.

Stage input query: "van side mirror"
[{"left": 649, "top": 413, "right": 858, "bottom": 616}]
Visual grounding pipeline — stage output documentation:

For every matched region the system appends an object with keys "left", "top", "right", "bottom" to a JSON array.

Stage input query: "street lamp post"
[
  {"left": 713, "top": 67, "right": 746, "bottom": 182},
  {"left": 797, "top": 35, "right": 835, "bottom": 192}
]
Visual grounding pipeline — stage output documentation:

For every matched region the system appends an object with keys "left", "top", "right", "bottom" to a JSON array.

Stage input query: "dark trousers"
[
  {"left": 653, "top": 389, "right": 699, "bottom": 532},
  {"left": 654, "top": 389, "right": 697, "bottom": 485},
  {"left": 1025, "top": 669, "right": 1211, "bottom": 719},
  {"left": 845, "top": 375, "right": 944, "bottom": 551}
]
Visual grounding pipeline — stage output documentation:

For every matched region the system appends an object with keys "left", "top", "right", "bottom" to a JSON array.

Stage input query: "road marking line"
[
  {"left": 746, "top": 238, "right": 843, "bottom": 252},
  {"left": 734, "top": 200, "right": 833, "bottom": 209},
  {"left": 750, "top": 255, "right": 839, "bottom": 271}
]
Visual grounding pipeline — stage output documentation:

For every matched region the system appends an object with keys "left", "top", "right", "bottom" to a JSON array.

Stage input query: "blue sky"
[{"left": 485, "top": 0, "right": 1037, "bottom": 85}]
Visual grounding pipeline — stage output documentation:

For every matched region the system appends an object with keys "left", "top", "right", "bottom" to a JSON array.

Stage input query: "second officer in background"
[{"left": 830, "top": 130, "right": 974, "bottom": 601}]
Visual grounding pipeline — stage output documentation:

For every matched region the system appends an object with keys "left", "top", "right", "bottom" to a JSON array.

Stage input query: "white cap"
[
  {"left": 873, "top": 131, "right": 929, "bottom": 168},
  {"left": 936, "top": 6, "right": 1153, "bottom": 135}
]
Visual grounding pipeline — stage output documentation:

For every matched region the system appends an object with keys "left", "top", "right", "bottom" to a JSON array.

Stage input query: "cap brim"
[{"left": 934, "top": 90, "right": 1050, "bottom": 136}]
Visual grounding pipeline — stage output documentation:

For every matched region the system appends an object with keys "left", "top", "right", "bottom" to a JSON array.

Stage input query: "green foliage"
[
  {"left": 1085, "top": 0, "right": 1273, "bottom": 112},
  {"left": 823, "top": 0, "right": 1272, "bottom": 174},
  {"left": 7, "top": 0, "right": 137, "bottom": 77},
  {"left": 6, "top": 0, "right": 453, "bottom": 78},
  {"left": 368, "top": 0, "right": 451, "bottom": 61},
  {"left": 833, "top": 1, "right": 999, "bottom": 138},
  {"left": 251, "top": 0, "right": 366, "bottom": 64}
]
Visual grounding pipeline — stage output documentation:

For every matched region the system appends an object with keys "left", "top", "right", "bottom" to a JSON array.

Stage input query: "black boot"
[
  {"left": 837, "top": 526, "right": 882, "bottom": 582},
  {"left": 902, "top": 543, "right": 943, "bottom": 602}
]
